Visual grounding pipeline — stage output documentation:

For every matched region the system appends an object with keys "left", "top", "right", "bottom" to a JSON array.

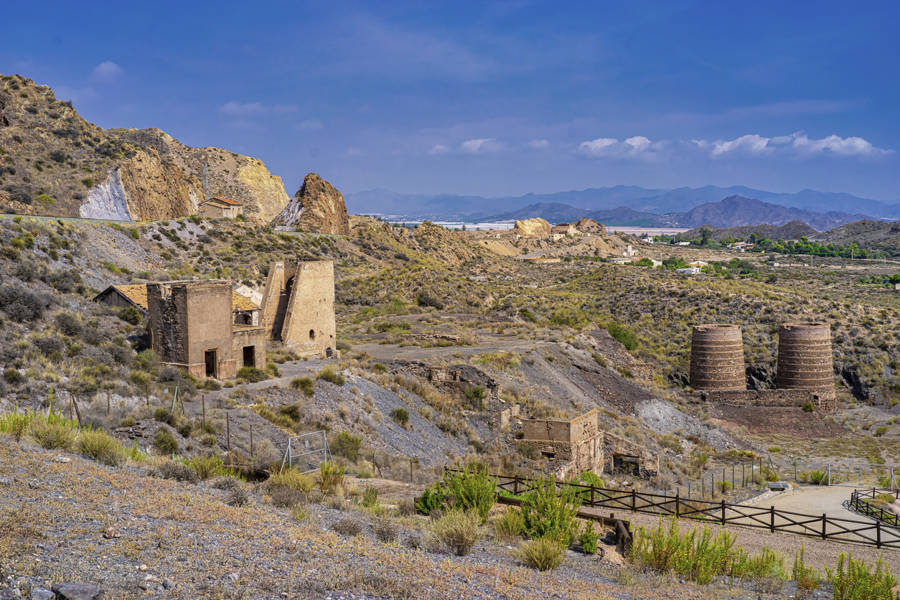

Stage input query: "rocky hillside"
[
  {"left": 678, "top": 221, "right": 818, "bottom": 242},
  {"left": 273, "top": 172, "right": 349, "bottom": 234},
  {"left": 0, "top": 74, "right": 289, "bottom": 223},
  {"left": 678, "top": 196, "right": 866, "bottom": 230},
  {"left": 815, "top": 219, "right": 900, "bottom": 256}
]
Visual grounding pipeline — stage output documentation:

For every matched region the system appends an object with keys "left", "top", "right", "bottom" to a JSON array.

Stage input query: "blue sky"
[{"left": 3, "top": 1, "right": 899, "bottom": 201}]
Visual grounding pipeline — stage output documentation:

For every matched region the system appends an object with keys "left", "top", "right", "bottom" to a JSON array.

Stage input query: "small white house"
[{"left": 676, "top": 267, "right": 702, "bottom": 275}]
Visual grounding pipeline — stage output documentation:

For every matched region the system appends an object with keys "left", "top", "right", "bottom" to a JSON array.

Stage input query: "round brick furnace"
[
  {"left": 776, "top": 322, "right": 833, "bottom": 390},
  {"left": 689, "top": 324, "right": 745, "bottom": 391}
]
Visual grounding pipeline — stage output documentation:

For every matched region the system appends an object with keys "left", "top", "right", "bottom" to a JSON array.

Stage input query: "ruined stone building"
[
  {"left": 198, "top": 196, "right": 244, "bottom": 219},
  {"left": 145, "top": 280, "right": 266, "bottom": 380},
  {"left": 260, "top": 260, "right": 336, "bottom": 356},
  {"left": 519, "top": 409, "right": 604, "bottom": 479},
  {"left": 518, "top": 409, "right": 658, "bottom": 479}
]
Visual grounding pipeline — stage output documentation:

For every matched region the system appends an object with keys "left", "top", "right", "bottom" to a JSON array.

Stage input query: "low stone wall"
[{"left": 690, "top": 388, "right": 837, "bottom": 412}]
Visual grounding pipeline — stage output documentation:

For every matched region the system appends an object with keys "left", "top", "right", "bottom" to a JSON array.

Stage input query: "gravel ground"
[{"left": 0, "top": 438, "right": 817, "bottom": 600}]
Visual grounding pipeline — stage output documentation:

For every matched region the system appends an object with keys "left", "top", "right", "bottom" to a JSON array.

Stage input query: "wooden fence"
[
  {"left": 455, "top": 470, "right": 900, "bottom": 550},
  {"left": 849, "top": 488, "right": 900, "bottom": 530}
]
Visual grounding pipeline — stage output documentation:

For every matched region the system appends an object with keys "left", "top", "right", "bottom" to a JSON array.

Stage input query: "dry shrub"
[
  {"left": 431, "top": 510, "right": 481, "bottom": 556},
  {"left": 268, "top": 485, "right": 306, "bottom": 508},
  {"left": 29, "top": 420, "right": 75, "bottom": 450},
  {"left": 76, "top": 429, "right": 125, "bottom": 466},
  {"left": 267, "top": 468, "right": 314, "bottom": 493},
  {"left": 153, "top": 459, "right": 199, "bottom": 483},
  {"left": 332, "top": 517, "right": 363, "bottom": 537},
  {"left": 374, "top": 517, "right": 398, "bottom": 543},
  {"left": 515, "top": 537, "right": 566, "bottom": 571}
]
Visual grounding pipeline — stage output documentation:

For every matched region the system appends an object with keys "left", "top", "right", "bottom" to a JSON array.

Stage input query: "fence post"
[
  {"left": 106, "top": 391, "right": 111, "bottom": 416},
  {"left": 202, "top": 394, "right": 206, "bottom": 429},
  {"left": 675, "top": 490, "right": 680, "bottom": 517},
  {"left": 821, "top": 513, "right": 827, "bottom": 539},
  {"left": 741, "top": 463, "right": 745, "bottom": 488},
  {"left": 769, "top": 506, "right": 775, "bottom": 533},
  {"left": 721, "top": 499, "right": 725, "bottom": 525},
  {"left": 590, "top": 484, "right": 595, "bottom": 507},
  {"left": 249, "top": 424, "right": 254, "bottom": 460},
  {"left": 631, "top": 488, "right": 636, "bottom": 512},
  {"left": 226, "top": 413, "right": 231, "bottom": 452},
  {"left": 827, "top": 464, "right": 831, "bottom": 486},
  {"left": 876, "top": 521, "right": 881, "bottom": 549}
]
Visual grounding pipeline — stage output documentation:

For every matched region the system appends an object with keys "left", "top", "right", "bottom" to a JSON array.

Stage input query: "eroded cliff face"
[
  {"left": 272, "top": 173, "right": 350, "bottom": 235},
  {"left": 110, "top": 128, "right": 290, "bottom": 223},
  {"left": 514, "top": 217, "right": 551, "bottom": 238},
  {"left": 0, "top": 74, "right": 290, "bottom": 223}
]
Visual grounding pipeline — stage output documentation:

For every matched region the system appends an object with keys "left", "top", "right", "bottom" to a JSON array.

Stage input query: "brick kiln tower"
[
  {"left": 689, "top": 324, "right": 746, "bottom": 391},
  {"left": 776, "top": 322, "right": 833, "bottom": 390}
]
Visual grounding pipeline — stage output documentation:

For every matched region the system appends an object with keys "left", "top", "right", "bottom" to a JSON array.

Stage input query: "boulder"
[
  {"left": 513, "top": 217, "right": 551, "bottom": 239},
  {"left": 272, "top": 173, "right": 350, "bottom": 235}
]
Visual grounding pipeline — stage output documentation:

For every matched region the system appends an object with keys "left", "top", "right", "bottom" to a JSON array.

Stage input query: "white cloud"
[
  {"left": 528, "top": 138, "right": 550, "bottom": 149},
  {"left": 91, "top": 61, "right": 123, "bottom": 83},
  {"left": 709, "top": 134, "right": 773, "bottom": 157},
  {"left": 428, "top": 144, "right": 450, "bottom": 155},
  {"left": 578, "top": 136, "right": 663, "bottom": 159},
  {"left": 701, "top": 132, "right": 892, "bottom": 158},
  {"left": 459, "top": 138, "right": 501, "bottom": 154}
]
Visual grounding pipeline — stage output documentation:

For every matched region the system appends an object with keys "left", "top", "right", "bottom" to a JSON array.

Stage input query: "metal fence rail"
[{"left": 463, "top": 471, "right": 900, "bottom": 550}]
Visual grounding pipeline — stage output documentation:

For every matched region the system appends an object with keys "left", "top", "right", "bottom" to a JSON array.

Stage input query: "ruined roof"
[
  {"left": 92, "top": 284, "right": 149, "bottom": 310},
  {"left": 203, "top": 196, "right": 243, "bottom": 207},
  {"left": 96, "top": 284, "right": 258, "bottom": 312},
  {"left": 231, "top": 292, "right": 258, "bottom": 311}
]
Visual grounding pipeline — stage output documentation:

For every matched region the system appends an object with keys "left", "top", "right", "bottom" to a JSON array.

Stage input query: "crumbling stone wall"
[
  {"left": 520, "top": 409, "right": 603, "bottom": 479},
  {"left": 260, "top": 259, "right": 336, "bottom": 356},
  {"left": 232, "top": 326, "right": 267, "bottom": 370},
  {"left": 147, "top": 280, "right": 237, "bottom": 379},
  {"left": 690, "top": 388, "right": 837, "bottom": 412}
]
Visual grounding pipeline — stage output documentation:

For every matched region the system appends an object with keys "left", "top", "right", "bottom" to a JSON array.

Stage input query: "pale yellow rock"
[{"left": 513, "top": 217, "right": 551, "bottom": 238}]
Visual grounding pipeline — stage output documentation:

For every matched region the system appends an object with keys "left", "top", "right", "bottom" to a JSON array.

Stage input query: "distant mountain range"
[{"left": 346, "top": 185, "right": 900, "bottom": 229}]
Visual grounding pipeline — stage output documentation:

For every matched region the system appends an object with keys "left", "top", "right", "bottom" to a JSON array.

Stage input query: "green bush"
[
  {"left": 521, "top": 476, "right": 579, "bottom": 545},
  {"left": 0, "top": 411, "right": 30, "bottom": 441},
  {"left": 118, "top": 305, "right": 142, "bottom": 325},
  {"left": 494, "top": 507, "right": 525, "bottom": 539},
  {"left": 607, "top": 322, "right": 637, "bottom": 351},
  {"left": 267, "top": 468, "right": 314, "bottom": 493},
  {"left": 515, "top": 537, "right": 566, "bottom": 571},
  {"left": 187, "top": 454, "right": 230, "bottom": 480},
  {"left": 361, "top": 485, "right": 379, "bottom": 508},
  {"left": 578, "top": 521, "right": 599, "bottom": 555},
  {"left": 77, "top": 430, "right": 125, "bottom": 466},
  {"left": 331, "top": 431, "right": 362, "bottom": 462},
  {"left": 792, "top": 547, "right": 821, "bottom": 593},
  {"left": 874, "top": 426, "right": 888, "bottom": 437},
  {"left": 318, "top": 460, "right": 345, "bottom": 495},
  {"left": 236, "top": 366, "right": 268, "bottom": 383},
  {"left": 390, "top": 407, "right": 409, "bottom": 427},
  {"left": 153, "top": 427, "right": 179, "bottom": 455},
  {"left": 317, "top": 367, "right": 345, "bottom": 386},
  {"left": 431, "top": 510, "right": 481, "bottom": 556},
  {"left": 29, "top": 419, "right": 76, "bottom": 450},
  {"left": 415, "top": 482, "right": 446, "bottom": 516},
  {"left": 632, "top": 518, "right": 791, "bottom": 586},
  {"left": 731, "top": 547, "right": 786, "bottom": 583},
  {"left": 290, "top": 376, "right": 315, "bottom": 396},
  {"left": 442, "top": 464, "right": 496, "bottom": 523},
  {"left": 827, "top": 553, "right": 897, "bottom": 600}
]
